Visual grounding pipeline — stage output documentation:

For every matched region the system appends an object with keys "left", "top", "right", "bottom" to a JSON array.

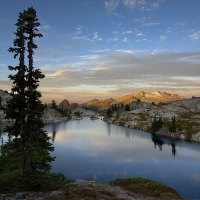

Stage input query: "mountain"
[
  {"left": 0, "top": 89, "right": 184, "bottom": 112},
  {"left": 82, "top": 98, "right": 116, "bottom": 111},
  {"left": 83, "top": 91, "right": 184, "bottom": 111},
  {"left": 116, "top": 91, "right": 183, "bottom": 105}
]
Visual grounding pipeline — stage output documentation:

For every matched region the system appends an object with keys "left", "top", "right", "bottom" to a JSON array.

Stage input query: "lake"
[{"left": 1, "top": 118, "right": 200, "bottom": 199}]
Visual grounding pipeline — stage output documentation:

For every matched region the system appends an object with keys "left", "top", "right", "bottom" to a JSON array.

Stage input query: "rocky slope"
[
  {"left": 43, "top": 107, "right": 69, "bottom": 124},
  {"left": 104, "top": 97, "right": 200, "bottom": 142},
  {"left": 116, "top": 91, "right": 183, "bottom": 105},
  {"left": 83, "top": 91, "right": 183, "bottom": 111},
  {"left": 0, "top": 179, "right": 183, "bottom": 200},
  {"left": 0, "top": 89, "right": 10, "bottom": 108},
  {"left": 82, "top": 98, "right": 116, "bottom": 111}
]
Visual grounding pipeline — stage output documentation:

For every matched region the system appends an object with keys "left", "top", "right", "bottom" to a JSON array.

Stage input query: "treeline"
[
  {"left": 106, "top": 100, "right": 142, "bottom": 117},
  {"left": 151, "top": 115, "right": 178, "bottom": 133},
  {"left": 44, "top": 100, "right": 73, "bottom": 117}
]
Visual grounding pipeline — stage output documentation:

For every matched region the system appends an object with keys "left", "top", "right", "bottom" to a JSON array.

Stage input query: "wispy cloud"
[
  {"left": 79, "top": 55, "right": 100, "bottom": 60},
  {"left": 110, "top": 28, "right": 146, "bottom": 43},
  {"left": 72, "top": 35, "right": 93, "bottom": 42},
  {"left": 160, "top": 35, "right": 167, "bottom": 41},
  {"left": 72, "top": 27, "right": 102, "bottom": 42},
  {"left": 90, "top": 49, "right": 111, "bottom": 53},
  {"left": 39, "top": 22, "right": 51, "bottom": 30},
  {"left": 122, "top": 37, "right": 128, "bottom": 42},
  {"left": 38, "top": 50, "right": 200, "bottom": 102},
  {"left": 135, "top": 16, "right": 160, "bottom": 27},
  {"left": 138, "top": 0, "right": 165, "bottom": 11},
  {"left": 74, "top": 26, "right": 82, "bottom": 35},
  {"left": 105, "top": 0, "right": 119, "bottom": 13},
  {"left": 122, "top": 0, "right": 136, "bottom": 9},
  {"left": 93, "top": 32, "right": 102, "bottom": 41},
  {"left": 105, "top": 0, "right": 165, "bottom": 13},
  {"left": 113, "top": 30, "right": 133, "bottom": 35},
  {"left": 188, "top": 30, "right": 200, "bottom": 40}
]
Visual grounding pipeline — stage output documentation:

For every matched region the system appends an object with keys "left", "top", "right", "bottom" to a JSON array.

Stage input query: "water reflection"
[
  {"left": 172, "top": 143, "right": 176, "bottom": 157},
  {"left": 51, "top": 123, "right": 58, "bottom": 142},
  {"left": 49, "top": 119, "right": 178, "bottom": 157},
  {"left": 106, "top": 123, "right": 111, "bottom": 137},
  {"left": 43, "top": 118, "right": 200, "bottom": 200},
  {"left": 1, "top": 118, "right": 199, "bottom": 199},
  {"left": 151, "top": 134, "right": 177, "bottom": 157}
]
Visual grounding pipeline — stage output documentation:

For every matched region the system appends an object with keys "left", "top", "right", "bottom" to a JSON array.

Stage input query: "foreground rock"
[{"left": 0, "top": 178, "right": 183, "bottom": 200}]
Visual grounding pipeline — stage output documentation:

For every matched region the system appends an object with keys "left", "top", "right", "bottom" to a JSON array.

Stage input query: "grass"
[{"left": 110, "top": 177, "right": 181, "bottom": 198}]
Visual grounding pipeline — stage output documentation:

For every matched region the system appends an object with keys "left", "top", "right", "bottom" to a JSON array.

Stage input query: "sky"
[{"left": 0, "top": 0, "right": 200, "bottom": 103}]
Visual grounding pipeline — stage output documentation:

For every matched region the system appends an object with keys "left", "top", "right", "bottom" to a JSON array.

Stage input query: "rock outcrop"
[
  {"left": 104, "top": 97, "right": 200, "bottom": 142},
  {"left": 0, "top": 179, "right": 183, "bottom": 200},
  {"left": 59, "top": 99, "right": 70, "bottom": 110},
  {"left": 43, "top": 107, "right": 69, "bottom": 124}
]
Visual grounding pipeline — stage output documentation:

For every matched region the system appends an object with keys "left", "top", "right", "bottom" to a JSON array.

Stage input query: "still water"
[
  {"left": 43, "top": 117, "right": 200, "bottom": 200},
  {"left": 1, "top": 118, "right": 200, "bottom": 199}
]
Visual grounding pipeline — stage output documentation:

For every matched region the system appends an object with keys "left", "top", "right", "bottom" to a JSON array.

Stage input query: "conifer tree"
[
  {"left": 125, "top": 104, "right": 130, "bottom": 111},
  {"left": 1, "top": 7, "right": 54, "bottom": 176},
  {"left": 169, "top": 116, "right": 176, "bottom": 133}
]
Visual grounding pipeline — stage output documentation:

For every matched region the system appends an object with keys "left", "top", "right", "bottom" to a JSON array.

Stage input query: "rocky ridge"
[
  {"left": 83, "top": 91, "right": 183, "bottom": 111},
  {"left": 104, "top": 97, "right": 200, "bottom": 142}
]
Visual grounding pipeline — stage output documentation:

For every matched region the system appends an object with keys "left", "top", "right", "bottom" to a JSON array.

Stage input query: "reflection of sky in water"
[
  {"left": 1, "top": 118, "right": 200, "bottom": 199},
  {"left": 44, "top": 118, "right": 200, "bottom": 199}
]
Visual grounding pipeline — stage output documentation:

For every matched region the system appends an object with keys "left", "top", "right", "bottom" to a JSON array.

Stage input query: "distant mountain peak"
[{"left": 83, "top": 91, "right": 184, "bottom": 110}]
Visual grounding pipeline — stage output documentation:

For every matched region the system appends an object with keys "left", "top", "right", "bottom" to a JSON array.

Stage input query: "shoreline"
[
  {"left": 103, "top": 116, "right": 200, "bottom": 144},
  {"left": 0, "top": 178, "right": 184, "bottom": 200},
  {"left": 2, "top": 115, "right": 200, "bottom": 144}
]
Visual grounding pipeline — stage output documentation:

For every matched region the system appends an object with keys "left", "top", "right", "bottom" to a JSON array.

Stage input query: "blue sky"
[{"left": 0, "top": 0, "right": 200, "bottom": 102}]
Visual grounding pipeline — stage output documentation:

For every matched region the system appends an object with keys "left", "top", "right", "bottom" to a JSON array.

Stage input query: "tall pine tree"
[{"left": 1, "top": 7, "right": 54, "bottom": 176}]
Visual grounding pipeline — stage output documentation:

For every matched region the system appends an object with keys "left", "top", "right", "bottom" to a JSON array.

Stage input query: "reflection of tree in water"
[
  {"left": 152, "top": 134, "right": 164, "bottom": 151},
  {"left": 51, "top": 124, "right": 58, "bottom": 142},
  {"left": 151, "top": 134, "right": 177, "bottom": 157},
  {"left": 125, "top": 128, "right": 131, "bottom": 139},
  {"left": 106, "top": 123, "right": 111, "bottom": 136},
  {"left": 171, "top": 143, "right": 176, "bottom": 157}
]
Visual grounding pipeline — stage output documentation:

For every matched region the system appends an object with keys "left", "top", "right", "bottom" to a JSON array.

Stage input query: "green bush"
[{"left": 0, "top": 171, "right": 67, "bottom": 192}]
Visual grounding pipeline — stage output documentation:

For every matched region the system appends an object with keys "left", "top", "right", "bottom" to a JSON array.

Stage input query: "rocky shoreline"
[
  {"left": 103, "top": 98, "right": 200, "bottom": 143},
  {"left": 2, "top": 97, "right": 200, "bottom": 143},
  {"left": 0, "top": 179, "right": 184, "bottom": 200}
]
